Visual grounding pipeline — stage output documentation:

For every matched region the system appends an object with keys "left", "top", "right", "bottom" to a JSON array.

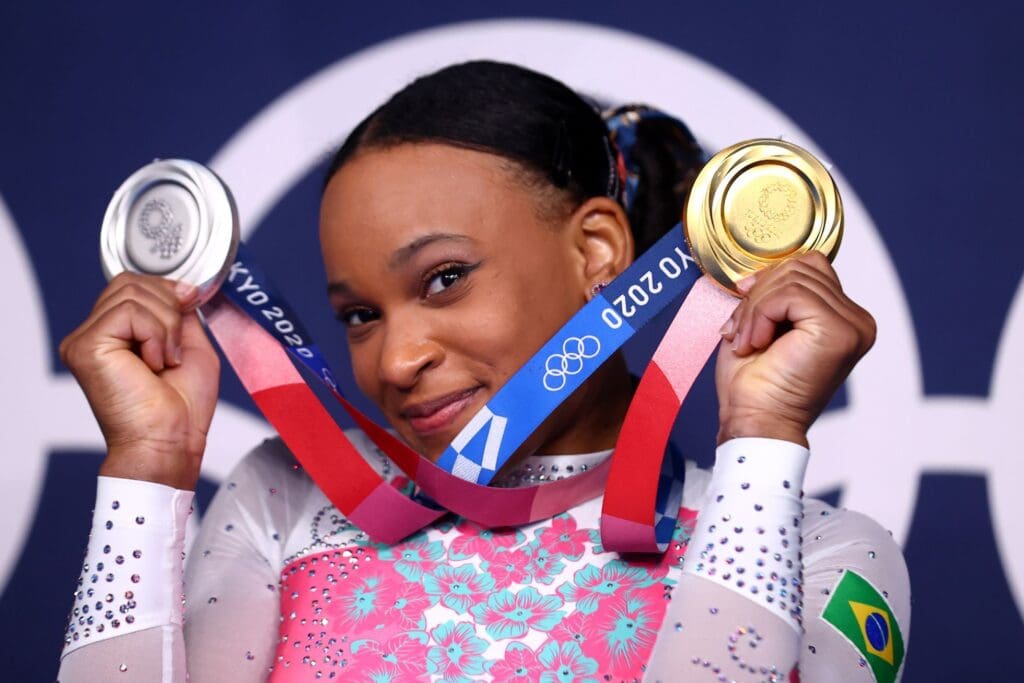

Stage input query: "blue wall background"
[{"left": 1, "top": 3, "right": 1021, "bottom": 681}]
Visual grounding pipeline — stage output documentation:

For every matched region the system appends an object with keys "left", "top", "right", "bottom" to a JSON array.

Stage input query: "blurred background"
[{"left": 1, "top": 3, "right": 1020, "bottom": 681}]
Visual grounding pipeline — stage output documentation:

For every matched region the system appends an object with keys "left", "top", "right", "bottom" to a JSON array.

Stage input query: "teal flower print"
[
  {"left": 537, "top": 640, "right": 599, "bottom": 683},
  {"left": 426, "top": 620, "right": 489, "bottom": 682},
  {"left": 470, "top": 586, "right": 565, "bottom": 640},
  {"left": 557, "top": 561, "right": 653, "bottom": 614},
  {"left": 393, "top": 537, "right": 445, "bottom": 581},
  {"left": 423, "top": 563, "right": 495, "bottom": 613}
]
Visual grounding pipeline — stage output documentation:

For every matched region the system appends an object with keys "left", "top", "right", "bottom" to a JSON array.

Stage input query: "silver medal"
[{"left": 100, "top": 159, "right": 239, "bottom": 305}]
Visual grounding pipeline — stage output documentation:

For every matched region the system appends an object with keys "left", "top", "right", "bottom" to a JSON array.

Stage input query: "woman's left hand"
[{"left": 715, "top": 251, "right": 876, "bottom": 447}]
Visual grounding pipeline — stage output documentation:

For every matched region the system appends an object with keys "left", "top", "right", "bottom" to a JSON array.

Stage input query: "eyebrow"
[
  {"left": 388, "top": 232, "right": 471, "bottom": 269},
  {"left": 326, "top": 280, "right": 353, "bottom": 296},
  {"left": 326, "top": 232, "right": 471, "bottom": 296}
]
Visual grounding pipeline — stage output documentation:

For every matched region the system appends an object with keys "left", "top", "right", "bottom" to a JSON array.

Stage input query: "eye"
[
  {"left": 337, "top": 306, "right": 380, "bottom": 328},
  {"left": 422, "top": 262, "right": 479, "bottom": 298}
]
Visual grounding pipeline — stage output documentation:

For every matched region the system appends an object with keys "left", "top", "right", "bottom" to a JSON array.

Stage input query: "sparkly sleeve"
[
  {"left": 57, "top": 476, "right": 193, "bottom": 681},
  {"left": 798, "top": 499, "right": 911, "bottom": 682},
  {"left": 643, "top": 438, "right": 911, "bottom": 682},
  {"left": 58, "top": 440, "right": 300, "bottom": 683},
  {"left": 182, "top": 439, "right": 303, "bottom": 681},
  {"left": 645, "top": 438, "right": 811, "bottom": 681}
]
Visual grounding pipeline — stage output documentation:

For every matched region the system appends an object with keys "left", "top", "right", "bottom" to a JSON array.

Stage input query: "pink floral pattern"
[
  {"left": 322, "top": 563, "right": 399, "bottom": 634},
  {"left": 426, "top": 620, "right": 490, "bottom": 682},
  {"left": 384, "top": 579, "right": 432, "bottom": 630},
  {"left": 588, "top": 584, "right": 664, "bottom": 678},
  {"left": 470, "top": 586, "right": 565, "bottom": 639},
  {"left": 535, "top": 514, "right": 590, "bottom": 561},
  {"left": 482, "top": 547, "right": 533, "bottom": 589},
  {"left": 557, "top": 561, "right": 653, "bottom": 614},
  {"left": 489, "top": 642, "right": 542, "bottom": 682},
  {"left": 423, "top": 563, "right": 495, "bottom": 613},
  {"left": 448, "top": 520, "right": 524, "bottom": 562},
  {"left": 272, "top": 507, "right": 699, "bottom": 682},
  {"left": 537, "top": 641, "right": 599, "bottom": 683},
  {"left": 349, "top": 632, "right": 430, "bottom": 683}
]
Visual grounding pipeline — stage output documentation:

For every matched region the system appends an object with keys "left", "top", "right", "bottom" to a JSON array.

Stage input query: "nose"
[{"left": 377, "top": 314, "right": 445, "bottom": 391}]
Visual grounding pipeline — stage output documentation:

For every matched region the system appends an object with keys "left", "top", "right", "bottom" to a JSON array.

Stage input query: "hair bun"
[{"left": 604, "top": 105, "right": 705, "bottom": 254}]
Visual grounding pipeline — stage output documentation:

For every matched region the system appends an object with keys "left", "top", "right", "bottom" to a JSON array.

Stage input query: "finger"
[
  {"left": 728, "top": 272, "right": 837, "bottom": 353},
  {"left": 748, "top": 256, "right": 841, "bottom": 301},
  {"left": 722, "top": 254, "right": 862, "bottom": 346},
  {"left": 173, "top": 313, "right": 221, "bottom": 429},
  {"left": 76, "top": 300, "right": 174, "bottom": 373},
  {"left": 746, "top": 268, "right": 849, "bottom": 321},
  {"left": 90, "top": 282, "right": 185, "bottom": 366},
  {"left": 94, "top": 272, "right": 197, "bottom": 316},
  {"left": 749, "top": 258, "right": 876, "bottom": 353},
  {"left": 179, "top": 311, "right": 217, "bottom": 363},
  {"left": 739, "top": 282, "right": 857, "bottom": 357},
  {"left": 791, "top": 251, "right": 841, "bottom": 287},
  {"left": 723, "top": 257, "right": 834, "bottom": 333}
]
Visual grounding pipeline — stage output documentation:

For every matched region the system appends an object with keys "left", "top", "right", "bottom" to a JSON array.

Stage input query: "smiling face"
[{"left": 320, "top": 143, "right": 634, "bottom": 460}]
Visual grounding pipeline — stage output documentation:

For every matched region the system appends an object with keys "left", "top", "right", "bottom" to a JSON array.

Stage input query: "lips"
[{"left": 401, "top": 386, "right": 482, "bottom": 437}]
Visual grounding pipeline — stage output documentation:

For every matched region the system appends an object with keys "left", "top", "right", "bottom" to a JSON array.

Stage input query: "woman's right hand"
[{"left": 59, "top": 273, "right": 220, "bottom": 490}]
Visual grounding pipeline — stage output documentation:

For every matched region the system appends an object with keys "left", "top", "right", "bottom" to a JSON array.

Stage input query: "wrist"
[
  {"left": 102, "top": 441, "right": 201, "bottom": 491},
  {"left": 717, "top": 411, "right": 809, "bottom": 448}
]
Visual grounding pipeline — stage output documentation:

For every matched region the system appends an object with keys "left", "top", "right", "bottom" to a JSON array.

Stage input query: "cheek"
[
  {"left": 464, "top": 274, "right": 580, "bottom": 383},
  {"left": 463, "top": 307, "right": 526, "bottom": 382},
  {"left": 347, "top": 340, "right": 382, "bottom": 399}
]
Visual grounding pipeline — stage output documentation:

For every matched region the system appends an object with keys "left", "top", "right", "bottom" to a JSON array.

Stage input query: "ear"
[{"left": 564, "top": 196, "right": 634, "bottom": 298}]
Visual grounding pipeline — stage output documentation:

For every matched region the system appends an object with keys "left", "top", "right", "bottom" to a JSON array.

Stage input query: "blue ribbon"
[
  {"left": 433, "top": 226, "right": 700, "bottom": 483},
  {"left": 219, "top": 228, "right": 700, "bottom": 489}
]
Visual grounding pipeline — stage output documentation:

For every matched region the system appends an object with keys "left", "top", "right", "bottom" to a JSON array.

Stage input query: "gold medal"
[{"left": 683, "top": 138, "right": 843, "bottom": 293}]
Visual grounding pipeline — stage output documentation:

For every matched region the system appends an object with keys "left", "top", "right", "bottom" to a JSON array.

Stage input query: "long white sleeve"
[
  {"left": 57, "top": 439, "right": 297, "bottom": 683},
  {"left": 645, "top": 438, "right": 911, "bottom": 682},
  {"left": 58, "top": 476, "right": 193, "bottom": 682}
]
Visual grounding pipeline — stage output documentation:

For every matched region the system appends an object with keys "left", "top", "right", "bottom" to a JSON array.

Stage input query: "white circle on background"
[
  {"left": 206, "top": 18, "right": 1022, "bottom": 615},
  {"left": 0, "top": 18, "right": 1019, "bottom": 621}
]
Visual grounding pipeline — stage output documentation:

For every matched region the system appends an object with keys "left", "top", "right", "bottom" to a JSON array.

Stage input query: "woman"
[{"left": 57, "top": 61, "right": 908, "bottom": 682}]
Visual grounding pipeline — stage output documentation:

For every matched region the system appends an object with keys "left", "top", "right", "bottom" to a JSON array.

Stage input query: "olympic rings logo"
[{"left": 543, "top": 335, "right": 601, "bottom": 391}]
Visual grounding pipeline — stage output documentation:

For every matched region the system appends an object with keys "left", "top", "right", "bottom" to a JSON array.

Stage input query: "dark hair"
[{"left": 324, "top": 61, "right": 703, "bottom": 254}]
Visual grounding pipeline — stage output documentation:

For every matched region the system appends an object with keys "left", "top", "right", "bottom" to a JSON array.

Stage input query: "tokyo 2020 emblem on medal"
[
  {"left": 684, "top": 139, "right": 843, "bottom": 293},
  {"left": 100, "top": 159, "right": 240, "bottom": 304}
]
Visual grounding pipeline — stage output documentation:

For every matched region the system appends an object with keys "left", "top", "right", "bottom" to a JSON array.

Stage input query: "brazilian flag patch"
[{"left": 821, "top": 570, "right": 905, "bottom": 683}]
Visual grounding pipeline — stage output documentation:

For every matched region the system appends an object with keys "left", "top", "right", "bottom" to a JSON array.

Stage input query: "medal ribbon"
[
  {"left": 199, "top": 224, "right": 733, "bottom": 550},
  {"left": 195, "top": 106, "right": 740, "bottom": 552}
]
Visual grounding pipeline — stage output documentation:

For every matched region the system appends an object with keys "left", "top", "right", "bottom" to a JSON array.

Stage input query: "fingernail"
[
  {"left": 174, "top": 282, "right": 198, "bottom": 302},
  {"left": 736, "top": 275, "right": 757, "bottom": 293},
  {"left": 173, "top": 346, "right": 182, "bottom": 365},
  {"left": 719, "top": 318, "right": 735, "bottom": 336}
]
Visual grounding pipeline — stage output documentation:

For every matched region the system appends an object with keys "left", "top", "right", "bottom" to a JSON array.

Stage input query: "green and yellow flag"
[{"left": 821, "top": 570, "right": 905, "bottom": 683}]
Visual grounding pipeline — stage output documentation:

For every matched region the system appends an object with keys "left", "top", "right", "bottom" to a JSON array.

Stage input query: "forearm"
[
  {"left": 647, "top": 438, "right": 809, "bottom": 680},
  {"left": 646, "top": 438, "right": 911, "bottom": 682},
  {"left": 59, "top": 476, "right": 192, "bottom": 682}
]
